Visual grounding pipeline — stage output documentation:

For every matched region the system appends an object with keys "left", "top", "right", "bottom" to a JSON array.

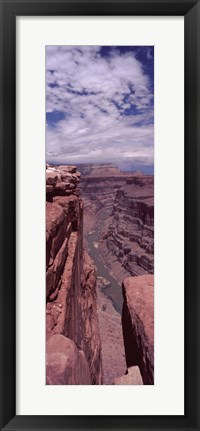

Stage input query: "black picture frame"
[{"left": 0, "top": 0, "right": 200, "bottom": 430}]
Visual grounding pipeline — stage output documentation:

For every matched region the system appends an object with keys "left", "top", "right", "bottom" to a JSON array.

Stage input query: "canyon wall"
[
  {"left": 80, "top": 176, "right": 128, "bottom": 214},
  {"left": 46, "top": 165, "right": 102, "bottom": 385},
  {"left": 79, "top": 165, "right": 135, "bottom": 238},
  {"left": 79, "top": 165, "right": 154, "bottom": 385},
  {"left": 78, "top": 163, "right": 123, "bottom": 177},
  {"left": 80, "top": 167, "right": 154, "bottom": 282},
  {"left": 100, "top": 175, "right": 154, "bottom": 279}
]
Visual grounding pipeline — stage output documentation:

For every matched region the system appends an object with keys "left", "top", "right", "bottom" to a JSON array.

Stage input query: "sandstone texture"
[
  {"left": 46, "top": 164, "right": 79, "bottom": 200},
  {"left": 46, "top": 164, "right": 102, "bottom": 385},
  {"left": 122, "top": 275, "right": 154, "bottom": 384},
  {"left": 46, "top": 334, "right": 92, "bottom": 385},
  {"left": 113, "top": 366, "right": 143, "bottom": 385},
  {"left": 99, "top": 176, "right": 154, "bottom": 279}
]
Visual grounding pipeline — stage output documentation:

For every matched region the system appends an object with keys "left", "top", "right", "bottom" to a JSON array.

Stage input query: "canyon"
[
  {"left": 79, "top": 164, "right": 154, "bottom": 283},
  {"left": 46, "top": 163, "right": 154, "bottom": 385}
]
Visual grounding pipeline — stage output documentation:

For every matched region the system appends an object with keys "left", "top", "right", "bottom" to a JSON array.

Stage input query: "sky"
[{"left": 46, "top": 46, "right": 154, "bottom": 173}]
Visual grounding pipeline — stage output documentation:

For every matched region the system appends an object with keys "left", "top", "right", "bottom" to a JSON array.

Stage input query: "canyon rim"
[{"left": 46, "top": 45, "right": 154, "bottom": 385}]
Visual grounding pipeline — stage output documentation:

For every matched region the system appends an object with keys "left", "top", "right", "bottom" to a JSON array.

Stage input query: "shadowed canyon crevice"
[{"left": 46, "top": 164, "right": 154, "bottom": 385}]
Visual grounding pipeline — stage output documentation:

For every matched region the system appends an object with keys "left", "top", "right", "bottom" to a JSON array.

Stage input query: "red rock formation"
[
  {"left": 79, "top": 167, "right": 154, "bottom": 281},
  {"left": 79, "top": 166, "right": 154, "bottom": 384},
  {"left": 80, "top": 176, "right": 127, "bottom": 214},
  {"left": 46, "top": 334, "right": 92, "bottom": 385},
  {"left": 46, "top": 165, "right": 102, "bottom": 385},
  {"left": 122, "top": 275, "right": 154, "bottom": 385},
  {"left": 113, "top": 366, "right": 143, "bottom": 385},
  {"left": 100, "top": 176, "right": 154, "bottom": 278}
]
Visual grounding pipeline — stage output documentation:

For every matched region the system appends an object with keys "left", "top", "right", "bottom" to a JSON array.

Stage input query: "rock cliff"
[
  {"left": 46, "top": 164, "right": 102, "bottom": 385},
  {"left": 100, "top": 175, "right": 154, "bottom": 278},
  {"left": 79, "top": 165, "right": 154, "bottom": 385},
  {"left": 80, "top": 167, "right": 154, "bottom": 282},
  {"left": 80, "top": 176, "right": 128, "bottom": 215},
  {"left": 122, "top": 275, "right": 154, "bottom": 384},
  {"left": 46, "top": 334, "right": 92, "bottom": 385}
]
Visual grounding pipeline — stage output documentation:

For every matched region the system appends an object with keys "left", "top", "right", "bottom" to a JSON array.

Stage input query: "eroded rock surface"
[
  {"left": 99, "top": 176, "right": 154, "bottom": 280},
  {"left": 46, "top": 164, "right": 102, "bottom": 385},
  {"left": 78, "top": 163, "right": 123, "bottom": 177},
  {"left": 122, "top": 275, "right": 154, "bottom": 384},
  {"left": 113, "top": 366, "right": 143, "bottom": 385},
  {"left": 46, "top": 334, "right": 92, "bottom": 385},
  {"left": 79, "top": 166, "right": 154, "bottom": 282},
  {"left": 46, "top": 164, "right": 154, "bottom": 386},
  {"left": 79, "top": 165, "right": 154, "bottom": 385}
]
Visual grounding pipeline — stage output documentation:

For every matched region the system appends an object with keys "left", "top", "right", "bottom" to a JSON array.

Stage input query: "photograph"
[
  {"left": 1, "top": 0, "right": 200, "bottom": 427},
  {"left": 45, "top": 45, "right": 154, "bottom": 385}
]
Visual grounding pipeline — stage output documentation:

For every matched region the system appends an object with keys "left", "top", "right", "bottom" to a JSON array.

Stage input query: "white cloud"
[{"left": 46, "top": 46, "right": 154, "bottom": 168}]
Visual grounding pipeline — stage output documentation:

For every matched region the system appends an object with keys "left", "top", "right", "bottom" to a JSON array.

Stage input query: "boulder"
[
  {"left": 122, "top": 275, "right": 154, "bottom": 384},
  {"left": 113, "top": 366, "right": 143, "bottom": 385},
  {"left": 46, "top": 334, "right": 92, "bottom": 385}
]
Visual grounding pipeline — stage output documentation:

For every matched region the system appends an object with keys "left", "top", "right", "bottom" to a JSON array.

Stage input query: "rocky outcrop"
[
  {"left": 122, "top": 275, "right": 154, "bottom": 385},
  {"left": 46, "top": 334, "right": 92, "bottom": 385},
  {"left": 46, "top": 164, "right": 102, "bottom": 385},
  {"left": 46, "top": 164, "right": 80, "bottom": 200},
  {"left": 113, "top": 366, "right": 143, "bottom": 385}
]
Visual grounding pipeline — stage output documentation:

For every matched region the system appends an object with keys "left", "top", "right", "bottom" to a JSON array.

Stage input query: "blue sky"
[{"left": 46, "top": 46, "right": 154, "bottom": 173}]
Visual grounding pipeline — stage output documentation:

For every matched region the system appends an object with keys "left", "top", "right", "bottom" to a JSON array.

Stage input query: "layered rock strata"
[
  {"left": 80, "top": 168, "right": 154, "bottom": 282},
  {"left": 46, "top": 164, "right": 102, "bottom": 385},
  {"left": 100, "top": 175, "right": 154, "bottom": 278},
  {"left": 79, "top": 166, "right": 154, "bottom": 384},
  {"left": 122, "top": 275, "right": 154, "bottom": 385},
  {"left": 80, "top": 176, "right": 128, "bottom": 215},
  {"left": 78, "top": 163, "right": 123, "bottom": 177}
]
